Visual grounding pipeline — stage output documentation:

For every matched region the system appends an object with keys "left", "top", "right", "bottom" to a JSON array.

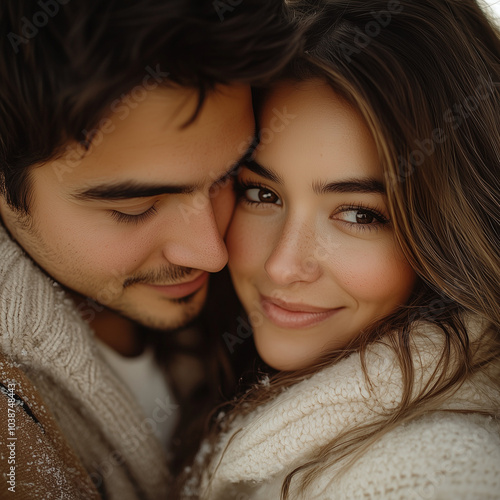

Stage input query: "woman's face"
[{"left": 226, "top": 80, "right": 416, "bottom": 370}]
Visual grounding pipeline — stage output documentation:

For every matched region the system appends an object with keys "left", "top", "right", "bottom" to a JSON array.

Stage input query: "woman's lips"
[
  {"left": 260, "top": 295, "right": 341, "bottom": 329},
  {"left": 146, "top": 272, "right": 209, "bottom": 299}
]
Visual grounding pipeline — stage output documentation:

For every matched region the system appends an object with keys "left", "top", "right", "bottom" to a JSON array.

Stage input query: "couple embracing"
[{"left": 1, "top": 0, "right": 499, "bottom": 499}]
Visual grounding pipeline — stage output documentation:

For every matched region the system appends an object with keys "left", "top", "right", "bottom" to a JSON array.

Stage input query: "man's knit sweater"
[
  {"left": 197, "top": 320, "right": 500, "bottom": 500},
  {"left": 0, "top": 225, "right": 171, "bottom": 499}
]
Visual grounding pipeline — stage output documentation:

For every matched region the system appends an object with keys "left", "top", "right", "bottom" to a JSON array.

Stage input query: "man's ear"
[
  {"left": 0, "top": 191, "right": 33, "bottom": 236},
  {"left": 0, "top": 174, "right": 16, "bottom": 215}
]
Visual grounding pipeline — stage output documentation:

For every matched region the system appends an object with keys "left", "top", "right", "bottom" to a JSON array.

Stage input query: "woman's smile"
[{"left": 260, "top": 294, "right": 343, "bottom": 329}]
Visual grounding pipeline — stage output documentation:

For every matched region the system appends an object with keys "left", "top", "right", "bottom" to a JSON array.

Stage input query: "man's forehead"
[{"left": 46, "top": 84, "right": 254, "bottom": 194}]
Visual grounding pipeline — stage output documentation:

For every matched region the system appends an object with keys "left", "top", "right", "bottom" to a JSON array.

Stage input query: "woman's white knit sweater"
[
  {"left": 0, "top": 225, "right": 171, "bottom": 498},
  {"left": 198, "top": 320, "right": 500, "bottom": 500}
]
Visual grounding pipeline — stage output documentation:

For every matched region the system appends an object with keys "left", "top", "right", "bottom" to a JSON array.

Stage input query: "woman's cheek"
[{"left": 330, "top": 242, "right": 415, "bottom": 306}]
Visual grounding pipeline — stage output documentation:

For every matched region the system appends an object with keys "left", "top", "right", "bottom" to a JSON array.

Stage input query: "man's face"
[{"left": 0, "top": 85, "right": 254, "bottom": 330}]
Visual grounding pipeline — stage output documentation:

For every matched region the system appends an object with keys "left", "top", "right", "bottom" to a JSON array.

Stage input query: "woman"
[{"left": 181, "top": 0, "right": 500, "bottom": 498}]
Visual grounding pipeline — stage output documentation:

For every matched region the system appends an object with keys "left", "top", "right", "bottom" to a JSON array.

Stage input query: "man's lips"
[
  {"left": 260, "top": 294, "right": 342, "bottom": 329},
  {"left": 145, "top": 272, "right": 209, "bottom": 299}
]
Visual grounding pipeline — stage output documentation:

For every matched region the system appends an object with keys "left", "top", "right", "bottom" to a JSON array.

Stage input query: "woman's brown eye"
[
  {"left": 244, "top": 187, "right": 282, "bottom": 205},
  {"left": 332, "top": 208, "right": 388, "bottom": 228},
  {"left": 355, "top": 210, "right": 375, "bottom": 224},
  {"left": 259, "top": 190, "right": 279, "bottom": 203}
]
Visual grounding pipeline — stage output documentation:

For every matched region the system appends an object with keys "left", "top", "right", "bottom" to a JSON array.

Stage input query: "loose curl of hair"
[{"left": 179, "top": 1, "right": 500, "bottom": 498}]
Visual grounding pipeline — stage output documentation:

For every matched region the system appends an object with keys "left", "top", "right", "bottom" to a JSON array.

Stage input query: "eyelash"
[
  {"left": 234, "top": 179, "right": 390, "bottom": 232},
  {"left": 109, "top": 204, "right": 158, "bottom": 224}
]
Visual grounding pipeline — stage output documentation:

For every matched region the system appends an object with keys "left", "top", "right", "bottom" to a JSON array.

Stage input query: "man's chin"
[
  {"left": 127, "top": 310, "right": 199, "bottom": 332},
  {"left": 65, "top": 283, "right": 207, "bottom": 332},
  {"left": 115, "top": 296, "right": 205, "bottom": 332}
]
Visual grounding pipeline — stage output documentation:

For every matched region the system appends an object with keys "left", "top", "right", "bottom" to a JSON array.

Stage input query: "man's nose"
[{"left": 161, "top": 194, "right": 228, "bottom": 273}]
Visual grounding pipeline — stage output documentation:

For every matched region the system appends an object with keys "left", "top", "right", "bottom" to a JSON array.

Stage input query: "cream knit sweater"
[
  {"left": 198, "top": 320, "right": 500, "bottom": 500},
  {"left": 0, "top": 225, "right": 171, "bottom": 499}
]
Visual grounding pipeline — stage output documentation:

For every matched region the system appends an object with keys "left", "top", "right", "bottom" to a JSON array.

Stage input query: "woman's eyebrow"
[
  {"left": 241, "top": 158, "right": 385, "bottom": 195},
  {"left": 312, "top": 178, "right": 385, "bottom": 195},
  {"left": 241, "top": 159, "right": 284, "bottom": 185}
]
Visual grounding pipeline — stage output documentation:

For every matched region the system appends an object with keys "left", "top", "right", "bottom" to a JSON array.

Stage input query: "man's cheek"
[{"left": 212, "top": 184, "right": 236, "bottom": 237}]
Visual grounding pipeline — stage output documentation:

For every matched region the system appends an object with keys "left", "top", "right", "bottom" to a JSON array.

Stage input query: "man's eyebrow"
[
  {"left": 71, "top": 181, "right": 198, "bottom": 201},
  {"left": 71, "top": 156, "right": 249, "bottom": 202},
  {"left": 313, "top": 177, "right": 385, "bottom": 195},
  {"left": 239, "top": 159, "right": 284, "bottom": 185}
]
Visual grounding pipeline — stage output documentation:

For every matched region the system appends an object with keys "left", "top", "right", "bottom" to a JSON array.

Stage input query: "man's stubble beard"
[{"left": 110, "top": 286, "right": 207, "bottom": 332}]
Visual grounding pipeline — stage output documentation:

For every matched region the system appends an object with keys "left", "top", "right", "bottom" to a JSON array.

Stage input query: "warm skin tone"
[
  {"left": 0, "top": 84, "right": 254, "bottom": 355},
  {"left": 227, "top": 80, "right": 417, "bottom": 370}
]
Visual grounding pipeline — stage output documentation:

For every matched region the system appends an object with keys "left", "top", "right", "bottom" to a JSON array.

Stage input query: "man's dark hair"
[{"left": 0, "top": 0, "right": 301, "bottom": 213}]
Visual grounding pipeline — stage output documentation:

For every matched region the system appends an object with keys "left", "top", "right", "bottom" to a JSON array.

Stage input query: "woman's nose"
[{"left": 264, "top": 219, "right": 322, "bottom": 285}]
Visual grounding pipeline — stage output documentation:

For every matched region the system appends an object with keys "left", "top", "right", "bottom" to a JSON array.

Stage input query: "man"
[{"left": 0, "top": 1, "right": 300, "bottom": 498}]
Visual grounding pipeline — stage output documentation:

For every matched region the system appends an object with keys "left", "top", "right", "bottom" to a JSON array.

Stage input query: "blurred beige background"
[{"left": 483, "top": 0, "right": 500, "bottom": 21}]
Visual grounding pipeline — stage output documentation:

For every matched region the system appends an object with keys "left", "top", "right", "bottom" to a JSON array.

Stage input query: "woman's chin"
[{"left": 254, "top": 332, "right": 320, "bottom": 371}]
